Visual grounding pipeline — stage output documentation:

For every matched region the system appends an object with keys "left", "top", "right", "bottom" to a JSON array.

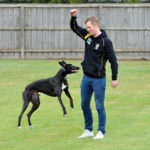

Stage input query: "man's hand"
[
  {"left": 111, "top": 80, "right": 118, "bottom": 88},
  {"left": 70, "top": 9, "right": 77, "bottom": 17}
]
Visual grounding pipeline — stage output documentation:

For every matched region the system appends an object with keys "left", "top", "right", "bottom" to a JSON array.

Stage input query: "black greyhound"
[{"left": 18, "top": 61, "right": 80, "bottom": 129}]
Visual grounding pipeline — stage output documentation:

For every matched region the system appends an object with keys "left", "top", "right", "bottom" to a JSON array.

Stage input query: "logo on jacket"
[
  {"left": 95, "top": 44, "right": 99, "bottom": 50},
  {"left": 87, "top": 38, "right": 92, "bottom": 45}
]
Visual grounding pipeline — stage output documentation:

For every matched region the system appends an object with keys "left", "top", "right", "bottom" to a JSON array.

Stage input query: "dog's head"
[{"left": 59, "top": 61, "right": 80, "bottom": 74}]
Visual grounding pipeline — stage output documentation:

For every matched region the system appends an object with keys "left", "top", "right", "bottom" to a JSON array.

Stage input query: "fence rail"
[{"left": 0, "top": 4, "right": 150, "bottom": 59}]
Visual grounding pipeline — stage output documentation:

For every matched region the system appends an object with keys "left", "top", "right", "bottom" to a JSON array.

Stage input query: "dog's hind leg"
[
  {"left": 64, "top": 88, "right": 74, "bottom": 109},
  {"left": 27, "top": 91, "right": 40, "bottom": 129},
  {"left": 18, "top": 91, "right": 30, "bottom": 129},
  {"left": 18, "top": 101, "right": 29, "bottom": 129}
]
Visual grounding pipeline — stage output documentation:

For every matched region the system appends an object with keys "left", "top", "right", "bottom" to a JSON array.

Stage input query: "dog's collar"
[{"left": 61, "top": 67, "right": 66, "bottom": 72}]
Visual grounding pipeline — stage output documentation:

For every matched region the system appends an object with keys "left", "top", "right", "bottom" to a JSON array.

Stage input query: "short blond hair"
[{"left": 85, "top": 16, "right": 99, "bottom": 26}]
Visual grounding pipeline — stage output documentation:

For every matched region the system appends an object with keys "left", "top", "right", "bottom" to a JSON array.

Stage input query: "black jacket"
[{"left": 70, "top": 16, "right": 118, "bottom": 80}]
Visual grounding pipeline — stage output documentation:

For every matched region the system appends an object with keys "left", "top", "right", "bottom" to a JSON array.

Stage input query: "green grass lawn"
[{"left": 0, "top": 60, "right": 150, "bottom": 150}]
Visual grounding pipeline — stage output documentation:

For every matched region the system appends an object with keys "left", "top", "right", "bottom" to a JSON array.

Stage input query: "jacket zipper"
[
  {"left": 99, "top": 55, "right": 104, "bottom": 77},
  {"left": 98, "top": 38, "right": 105, "bottom": 77}
]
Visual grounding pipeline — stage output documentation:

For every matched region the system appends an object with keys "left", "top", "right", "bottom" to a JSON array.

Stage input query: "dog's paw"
[
  {"left": 64, "top": 114, "right": 68, "bottom": 117},
  {"left": 71, "top": 105, "right": 74, "bottom": 109},
  {"left": 29, "top": 125, "right": 33, "bottom": 129},
  {"left": 18, "top": 126, "right": 22, "bottom": 129}
]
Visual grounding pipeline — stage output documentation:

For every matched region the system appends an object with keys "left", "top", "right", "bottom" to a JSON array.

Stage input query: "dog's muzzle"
[{"left": 72, "top": 67, "right": 80, "bottom": 73}]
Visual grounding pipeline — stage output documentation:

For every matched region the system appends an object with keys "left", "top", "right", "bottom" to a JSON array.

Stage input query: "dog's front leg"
[
  {"left": 58, "top": 96, "right": 67, "bottom": 117},
  {"left": 64, "top": 88, "right": 74, "bottom": 109}
]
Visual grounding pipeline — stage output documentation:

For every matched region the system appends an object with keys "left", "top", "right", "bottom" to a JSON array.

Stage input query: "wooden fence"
[{"left": 0, "top": 4, "right": 150, "bottom": 59}]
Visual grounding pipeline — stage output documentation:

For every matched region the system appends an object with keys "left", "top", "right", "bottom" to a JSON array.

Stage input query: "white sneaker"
[
  {"left": 93, "top": 131, "right": 104, "bottom": 139},
  {"left": 78, "top": 129, "right": 94, "bottom": 138}
]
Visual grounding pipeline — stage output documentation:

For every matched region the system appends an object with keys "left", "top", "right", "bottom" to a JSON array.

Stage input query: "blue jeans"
[{"left": 81, "top": 75, "right": 106, "bottom": 134}]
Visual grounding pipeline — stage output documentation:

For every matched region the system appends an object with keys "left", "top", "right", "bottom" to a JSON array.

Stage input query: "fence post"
[
  {"left": 98, "top": 5, "right": 104, "bottom": 28},
  {"left": 20, "top": 6, "right": 25, "bottom": 59}
]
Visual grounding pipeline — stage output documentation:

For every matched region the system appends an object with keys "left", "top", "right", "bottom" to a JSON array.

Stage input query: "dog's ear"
[
  {"left": 59, "top": 61, "right": 66, "bottom": 67},
  {"left": 62, "top": 60, "right": 66, "bottom": 65},
  {"left": 59, "top": 61, "right": 63, "bottom": 67}
]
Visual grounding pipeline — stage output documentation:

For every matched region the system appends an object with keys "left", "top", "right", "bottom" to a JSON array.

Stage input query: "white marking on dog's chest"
[{"left": 62, "top": 83, "right": 67, "bottom": 90}]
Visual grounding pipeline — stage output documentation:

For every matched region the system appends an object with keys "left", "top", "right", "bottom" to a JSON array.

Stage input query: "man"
[{"left": 70, "top": 9, "right": 118, "bottom": 139}]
